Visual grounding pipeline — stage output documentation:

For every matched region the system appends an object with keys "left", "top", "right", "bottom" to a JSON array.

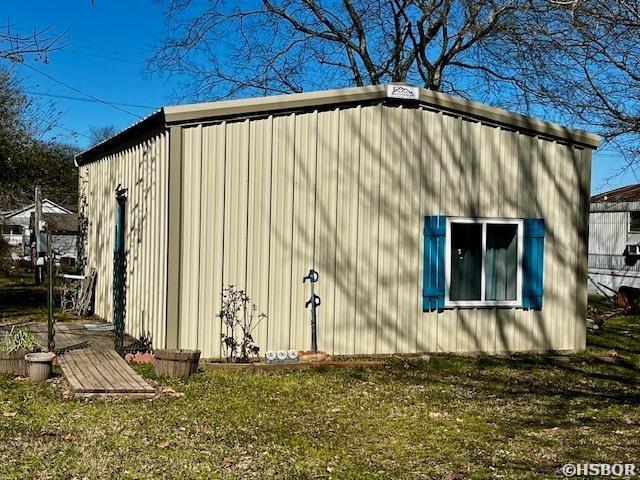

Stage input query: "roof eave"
[
  {"left": 163, "top": 85, "right": 388, "bottom": 125},
  {"left": 164, "top": 84, "right": 600, "bottom": 150},
  {"left": 75, "top": 84, "right": 601, "bottom": 168},
  {"left": 74, "top": 109, "right": 165, "bottom": 167},
  {"left": 416, "top": 88, "right": 601, "bottom": 150}
]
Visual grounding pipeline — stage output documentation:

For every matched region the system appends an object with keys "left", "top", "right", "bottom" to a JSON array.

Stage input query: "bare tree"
[
  {"left": 0, "top": 21, "right": 66, "bottom": 63},
  {"left": 88, "top": 125, "right": 120, "bottom": 147},
  {"left": 481, "top": 0, "right": 640, "bottom": 178},
  {"left": 0, "top": 69, "right": 78, "bottom": 212},
  {"left": 150, "top": 0, "right": 640, "bottom": 180},
  {"left": 150, "top": 0, "right": 525, "bottom": 101}
]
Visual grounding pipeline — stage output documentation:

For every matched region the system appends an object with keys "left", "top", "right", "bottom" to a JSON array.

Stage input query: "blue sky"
[
  {"left": 8, "top": 1, "right": 166, "bottom": 145},
  {"left": 6, "top": 1, "right": 632, "bottom": 194}
]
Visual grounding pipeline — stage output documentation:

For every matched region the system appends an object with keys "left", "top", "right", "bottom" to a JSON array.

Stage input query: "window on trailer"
[
  {"left": 1, "top": 224, "right": 23, "bottom": 235},
  {"left": 630, "top": 211, "right": 640, "bottom": 234}
]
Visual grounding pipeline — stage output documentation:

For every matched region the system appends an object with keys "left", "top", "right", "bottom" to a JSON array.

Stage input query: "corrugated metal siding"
[
  {"left": 587, "top": 209, "right": 640, "bottom": 295},
  {"left": 79, "top": 131, "right": 169, "bottom": 348},
  {"left": 589, "top": 254, "right": 640, "bottom": 271},
  {"left": 588, "top": 270, "right": 640, "bottom": 294},
  {"left": 589, "top": 211, "right": 628, "bottom": 255},
  {"left": 179, "top": 104, "right": 589, "bottom": 355}
]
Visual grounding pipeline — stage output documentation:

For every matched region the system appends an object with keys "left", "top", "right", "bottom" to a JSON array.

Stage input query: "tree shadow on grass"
[{"left": 372, "top": 314, "right": 640, "bottom": 412}]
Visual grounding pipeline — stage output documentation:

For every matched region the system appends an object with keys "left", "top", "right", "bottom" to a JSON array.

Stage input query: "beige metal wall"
[
  {"left": 79, "top": 130, "right": 169, "bottom": 347},
  {"left": 177, "top": 103, "right": 591, "bottom": 357}
]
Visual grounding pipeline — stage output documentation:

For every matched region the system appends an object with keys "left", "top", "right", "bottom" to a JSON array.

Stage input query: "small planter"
[
  {"left": 0, "top": 349, "right": 37, "bottom": 376},
  {"left": 24, "top": 352, "right": 56, "bottom": 382},
  {"left": 154, "top": 349, "right": 201, "bottom": 378}
]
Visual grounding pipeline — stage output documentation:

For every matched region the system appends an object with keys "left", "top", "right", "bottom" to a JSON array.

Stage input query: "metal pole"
[
  {"left": 303, "top": 269, "right": 321, "bottom": 353},
  {"left": 308, "top": 276, "right": 318, "bottom": 353},
  {"left": 34, "top": 186, "right": 42, "bottom": 285},
  {"left": 47, "top": 228, "right": 55, "bottom": 352}
]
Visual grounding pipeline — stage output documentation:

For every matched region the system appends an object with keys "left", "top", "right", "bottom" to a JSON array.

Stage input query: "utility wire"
[
  {"left": 63, "top": 49, "right": 144, "bottom": 65},
  {"left": 26, "top": 91, "right": 158, "bottom": 109},
  {"left": 66, "top": 34, "right": 152, "bottom": 54},
  {"left": 71, "top": 44, "right": 148, "bottom": 60},
  {"left": 55, "top": 124, "right": 91, "bottom": 139},
  {"left": 19, "top": 62, "right": 142, "bottom": 119}
]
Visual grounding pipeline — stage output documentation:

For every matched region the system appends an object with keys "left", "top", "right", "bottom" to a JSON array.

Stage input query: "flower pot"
[
  {"left": 154, "top": 349, "right": 201, "bottom": 378},
  {"left": 24, "top": 352, "right": 56, "bottom": 382},
  {"left": 0, "top": 349, "right": 36, "bottom": 376}
]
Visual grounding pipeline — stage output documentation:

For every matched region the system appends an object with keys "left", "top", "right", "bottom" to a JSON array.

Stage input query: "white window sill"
[{"left": 445, "top": 301, "right": 522, "bottom": 309}]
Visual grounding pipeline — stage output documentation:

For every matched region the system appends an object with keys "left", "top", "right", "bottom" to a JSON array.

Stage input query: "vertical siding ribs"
[{"left": 82, "top": 104, "right": 589, "bottom": 357}]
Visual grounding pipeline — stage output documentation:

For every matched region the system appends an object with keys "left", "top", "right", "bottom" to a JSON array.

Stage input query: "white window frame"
[
  {"left": 445, "top": 217, "right": 524, "bottom": 308},
  {"left": 629, "top": 211, "right": 640, "bottom": 235}
]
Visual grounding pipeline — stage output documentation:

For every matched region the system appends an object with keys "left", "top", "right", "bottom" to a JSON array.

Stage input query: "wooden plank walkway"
[{"left": 57, "top": 349, "right": 155, "bottom": 395}]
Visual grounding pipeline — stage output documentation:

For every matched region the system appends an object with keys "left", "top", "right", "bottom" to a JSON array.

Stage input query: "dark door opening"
[{"left": 113, "top": 186, "right": 128, "bottom": 356}]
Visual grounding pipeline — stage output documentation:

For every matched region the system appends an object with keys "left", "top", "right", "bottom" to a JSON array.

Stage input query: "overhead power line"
[
  {"left": 66, "top": 34, "right": 152, "bottom": 55},
  {"left": 55, "top": 125, "right": 91, "bottom": 139},
  {"left": 26, "top": 91, "right": 159, "bottom": 109},
  {"left": 19, "top": 62, "right": 142, "bottom": 119},
  {"left": 64, "top": 49, "right": 144, "bottom": 66}
]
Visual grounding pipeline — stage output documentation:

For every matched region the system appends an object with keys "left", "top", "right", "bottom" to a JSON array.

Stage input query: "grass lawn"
[{"left": 0, "top": 282, "right": 639, "bottom": 479}]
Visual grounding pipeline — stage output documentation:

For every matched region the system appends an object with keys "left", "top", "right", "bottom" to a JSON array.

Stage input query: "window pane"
[
  {"left": 450, "top": 223, "right": 482, "bottom": 301},
  {"left": 485, "top": 224, "right": 518, "bottom": 301},
  {"left": 631, "top": 212, "right": 640, "bottom": 233}
]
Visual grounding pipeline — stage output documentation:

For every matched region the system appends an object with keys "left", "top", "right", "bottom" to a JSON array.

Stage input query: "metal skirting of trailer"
[{"left": 588, "top": 268, "right": 640, "bottom": 294}]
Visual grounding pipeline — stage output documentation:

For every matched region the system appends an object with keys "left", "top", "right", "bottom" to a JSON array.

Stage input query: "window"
[
  {"left": 445, "top": 218, "right": 523, "bottom": 307},
  {"left": 1, "top": 224, "right": 23, "bottom": 235},
  {"left": 626, "top": 212, "right": 640, "bottom": 256},
  {"left": 631, "top": 211, "right": 640, "bottom": 234}
]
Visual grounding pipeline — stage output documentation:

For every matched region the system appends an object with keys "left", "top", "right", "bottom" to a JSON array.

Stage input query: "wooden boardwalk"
[
  {"left": 57, "top": 349, "right": 155, "bottom": 396},
  {"left": 2, "top": 321, "right": 154, "bottom": 396}
]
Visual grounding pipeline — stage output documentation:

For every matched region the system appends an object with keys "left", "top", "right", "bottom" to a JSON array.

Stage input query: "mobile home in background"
[{"left": 589, "top": 184, "right": 640, "bottom": 293}]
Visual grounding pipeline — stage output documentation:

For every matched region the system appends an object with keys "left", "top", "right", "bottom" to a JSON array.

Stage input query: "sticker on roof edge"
[{"left": 386, "top": 84, "right": 420, "bottom": 100}]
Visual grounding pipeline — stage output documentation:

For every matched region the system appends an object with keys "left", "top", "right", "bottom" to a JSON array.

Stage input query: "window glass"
[
  {"left": 1, "top": 224, "right": 22, "bottom": 235},
  {"left": 450, "top": 223, "right": 482, "bottom": 301},
  {"left": 631, "top": 212, "right": 640, "bottom": 233},
  {"left": 485, "top": 224, "right": 518, "bottom": 301}
]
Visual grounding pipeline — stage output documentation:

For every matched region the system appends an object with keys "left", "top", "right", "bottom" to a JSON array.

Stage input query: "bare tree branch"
[
  {"left": 0, "top": 21, "right": 67, "bottom": 63},
  {"left": 149, "top": 0, "right": 524, "bottom": 100}
]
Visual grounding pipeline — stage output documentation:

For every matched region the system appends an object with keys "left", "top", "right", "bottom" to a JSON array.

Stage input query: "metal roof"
[
  {"left": 75, "top": 84, "right": 601, "bottom": 166},
  {"left": 591, "top": 184, "right": 640, "bottom": 203},
  {"left": 29, "top": 212, "right": 79, "bottom": 234},
  {"left": 1, "top": 199, "right": 73, "bottom": 220}
]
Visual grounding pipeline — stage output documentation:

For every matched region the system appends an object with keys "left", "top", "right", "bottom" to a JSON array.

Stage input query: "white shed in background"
[{"left": 1, "top": 199, "right": 72, "bottom": 256}]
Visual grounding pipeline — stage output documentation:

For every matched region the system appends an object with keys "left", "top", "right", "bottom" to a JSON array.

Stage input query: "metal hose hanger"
[{"left": 303, "top": 268, "right": 321, "bottom": 352}]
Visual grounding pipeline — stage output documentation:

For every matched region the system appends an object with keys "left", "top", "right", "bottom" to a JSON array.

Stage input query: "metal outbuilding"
[{"left": 76, "top": 84, "right": 600, "bottom": 357}]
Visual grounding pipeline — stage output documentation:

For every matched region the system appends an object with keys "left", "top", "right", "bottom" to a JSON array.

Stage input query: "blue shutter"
[
  {"left": 523, "top": 218, "right": 545, "bottom": 310},
  {"left": 423, "top": 216, "right": 446, "bottom": 312}
]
